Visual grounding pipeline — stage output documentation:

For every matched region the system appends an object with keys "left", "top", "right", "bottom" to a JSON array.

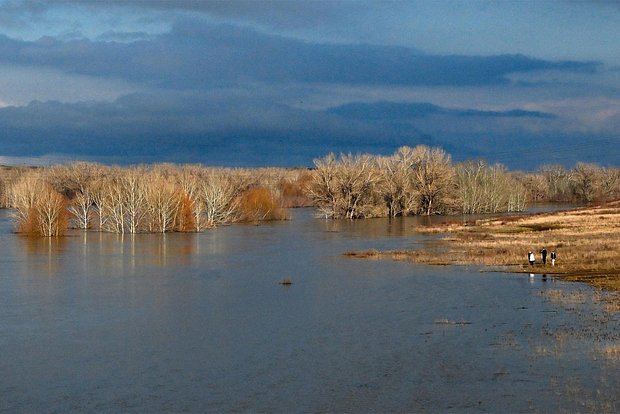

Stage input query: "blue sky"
[{"left": 0, "top": 0, "right": 619, "bottom": 168}]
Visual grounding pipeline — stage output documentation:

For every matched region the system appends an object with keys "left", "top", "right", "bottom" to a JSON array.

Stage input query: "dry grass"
[
  {"left": 346, "top": 201, "right": 620, "bottom": 292},
  {"left": 596, "top": 343, "right": 620, "bottom": 360}
]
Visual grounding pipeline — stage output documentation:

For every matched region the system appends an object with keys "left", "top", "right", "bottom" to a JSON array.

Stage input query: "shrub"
[
  {"left": 238, "top": 187, "right": 289, "bottom": 222},
  {"left": 10, "top": 175, "right": 68, "bottom": 236}
]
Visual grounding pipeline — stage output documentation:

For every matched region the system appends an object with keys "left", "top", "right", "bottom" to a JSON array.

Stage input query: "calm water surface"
[{"left": 1, "top": 208, "right": 619, "bottom": 413}]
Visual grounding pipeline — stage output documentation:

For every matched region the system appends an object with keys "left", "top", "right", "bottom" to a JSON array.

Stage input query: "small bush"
[
  {"left": 238, "top": 187, "right": 289, "bottom": 222},
  {"left": 175, "top": 193, "right": 196, "bottom": 232}
]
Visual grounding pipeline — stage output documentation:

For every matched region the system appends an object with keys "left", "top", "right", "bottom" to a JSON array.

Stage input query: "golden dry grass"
[
  {"left": 346, "top": 201, "right": 620, "bottom": 292},
  {"left": 596, "top": 343, "right": 620, "bottom": 360}
]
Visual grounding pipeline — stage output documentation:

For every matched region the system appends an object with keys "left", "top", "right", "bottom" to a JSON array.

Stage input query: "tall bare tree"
[
  {"left": 201, "top": 171, "right": 241, "bottom": 227},
  {"left": 376, "top": 147, "right": 417, "bottom": 217},
  {"left": 571, "top": 162, "right": 599, "bottom": 202},
  {"left": 410, "top": 146, "right": 455, "bottom": 215},
  {"left": 68, "top": 191, "right": 94, "bottom": 229},
  {"left": 145, "top": 173, "right": 182, "bottom": 233},
  {"left": 121, "top": 168, "right": 148, "bottom": 234}
]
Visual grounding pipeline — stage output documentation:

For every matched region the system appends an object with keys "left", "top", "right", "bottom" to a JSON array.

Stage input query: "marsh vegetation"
[
  {"left": 347, "top": 201, "right": 620, "bottom": 291},
  {"left": 0, "top": 145, "right": 618, "bottom": 236},
  {"left": 307, "top": 145, "right": 620, "bottom": 218},
  {"left": 1, "top": 163, "right": 308, "bottom": 236}
]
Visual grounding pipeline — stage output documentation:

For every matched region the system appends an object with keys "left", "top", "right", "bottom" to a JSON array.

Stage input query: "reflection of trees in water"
[
  {"left": 19, "top": 231, "right": 198, "bottom": 277},
  {"left": 143, "top": 234, "right": 195, "bottom": 267},
  {"left": 317, "top": 216, "right": 450, "bottom": 239},
  {"left": 19, "top": 235, "right": 67, "bottom": 277},
  {"left": 99, "top": 233, "right": 197, "bottom": 269}
]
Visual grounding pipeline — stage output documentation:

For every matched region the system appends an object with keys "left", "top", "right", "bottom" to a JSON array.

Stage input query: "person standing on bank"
[
  {"left": 551, "top": 250, "right": 557, "bottom": 266},
  {"left": 528, "top": 251, "right": 535, "bottom": 266},
  {"left": 541, "top": 247, "right": 548, "bottom": 265}
]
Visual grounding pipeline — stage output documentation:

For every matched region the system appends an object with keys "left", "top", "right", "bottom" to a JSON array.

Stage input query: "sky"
[{"left": 0, "top": 0, "right": 619, "bottom": 168}]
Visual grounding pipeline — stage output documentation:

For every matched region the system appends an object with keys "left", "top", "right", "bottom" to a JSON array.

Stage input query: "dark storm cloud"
[
  {"left": 3, "top": 88, "right": 616, "bottom": 169},
  {"left": 0, "top": 22, "right": 598, "bottom": 89},
  {"left": 327, "top": 101, "right": 556, "bottom": 120},
  {"left": 0, "top": 92, "right": 434, "bottom": 165}
]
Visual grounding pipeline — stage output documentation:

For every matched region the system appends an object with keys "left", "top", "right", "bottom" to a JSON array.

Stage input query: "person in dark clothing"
[
  {"left": 551, "top": 250, "right": 557, "bottom": 266},
  {"left": 541, "top": 247, "right": 548, "bottom": 265}
]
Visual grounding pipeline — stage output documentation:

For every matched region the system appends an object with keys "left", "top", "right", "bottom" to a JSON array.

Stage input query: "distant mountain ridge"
[{"left": 327, "top": 101, "right": 555, "bottom": 120}]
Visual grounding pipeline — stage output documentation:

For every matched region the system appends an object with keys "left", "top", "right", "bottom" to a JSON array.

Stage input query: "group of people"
[{"left": 528, "top": 247, "right": 557, "bottom": 266}]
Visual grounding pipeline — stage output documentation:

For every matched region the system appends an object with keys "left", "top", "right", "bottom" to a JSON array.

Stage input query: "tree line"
[
  {"left": 2, "top": 163, "right": 307, "bottom": 236},
  {"left": 0, "top": 146, "right": 618, "bottom": 235},
  {"left": 306, "top": 145, "right": 620, "bottom": 218}
]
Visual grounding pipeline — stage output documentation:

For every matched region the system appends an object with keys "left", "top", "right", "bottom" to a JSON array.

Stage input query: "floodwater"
[{"left": 1, "top": 208, "right": 620, "bottom": 413}]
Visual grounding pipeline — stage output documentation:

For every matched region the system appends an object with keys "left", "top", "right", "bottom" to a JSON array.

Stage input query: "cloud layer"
[
  {"left": 0, "top": 22, "right": 598, "bottom": 90},
  {"left": 0, "top": 4, "right": 618, "bottom": 169}
]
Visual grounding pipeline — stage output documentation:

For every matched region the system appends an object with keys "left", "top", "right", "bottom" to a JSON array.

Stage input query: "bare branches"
[
  {"left": 9, "top": 174, "right": 67, "bottom": 236},
  {"left": 307, "top": 146, "right": 532, "bottom": 218},
  {"left": 308, "top": 153, "right": 383, "bottom": 219},
  {"left": 456, "top": 161, "right": 528, "bottom": 214},
  {"left": 201, "top": 171, "right": 241, "bottom": 227},
  {"left": 409, "top": 146, "right": 455, "bottom": 215}
]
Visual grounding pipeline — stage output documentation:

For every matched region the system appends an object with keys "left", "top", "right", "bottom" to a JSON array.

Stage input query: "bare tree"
[
  {"left": 91, "top": 176, "right": 113, "bottom": 231},
  {"left": 597, "top": 167, "right": 620, "bottom": 202},
  {"left": 336, "top": 154, "right": 382, "bottom": 218},
  {"left": 8, "top": 173, "right": 41, "bottom": 232},
  {"left": 307, "top": 153, "right": 341, "bottom": 218},
  {"left": 35, "top": 185, "right": 68, "bottom": 237},
  {"left": 571, "top": 162, "right": 599, "bottom": 202},
  {"left": 177, "top": 167, "right": 205, "bottom": 231},
  {"left": 410, "top": 146, "right": 455, "bottom": 215},
  {"left": 376, "top": 147, "right": 417, "bottom": 217},
  {"left": 538, "top": 164, "right": 571, "bottom": 201},
  {"left": 121, "top": 168, "right": 148, "bottom": 234},
  {"left": 68, "top": 190, "right": 94, "bottom": 229},
  {"left": 308, "top": 153, "right": 383, "bottom": 219},
  {"left": 201, "top": 171, "right": 241, "bottom": 227},
  {"left": 145, "top": 173, "right": 182, "bottom": 233},
  {"left": 9, "top": 174, "right": 67, "bottom": 236}
]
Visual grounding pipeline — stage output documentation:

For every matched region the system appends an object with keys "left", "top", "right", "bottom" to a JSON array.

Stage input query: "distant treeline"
[
  {"left": 306, "top": 145, "right": 620, "bottom": 219},
  {"left": 0, "top": 146, "right": 618, "bottom": 235},
  {"left": 1, "top": 163, "right": 311, "bottom": 236}
]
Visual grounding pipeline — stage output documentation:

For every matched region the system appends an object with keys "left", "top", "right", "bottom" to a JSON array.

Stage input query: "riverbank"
[{"left": 345, "top": 201, "right": 620, "bottom": 291}]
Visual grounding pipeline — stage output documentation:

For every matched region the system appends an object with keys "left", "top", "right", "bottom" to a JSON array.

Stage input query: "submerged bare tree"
[
  {"left": 9, "top": 174, "right": 67, "bottom": 236},
  {"left": 201, "top": 170, "right": 242, "bottom": 227},
  {"left": 8, "top": 174, "right": 40, "bottom": 230},
  {"left": 307, "top": 146, "right": 534, "bottom": 218},
  {"left": 410, "top": 146, "right": 456, "bottom": 215},
  {"left": 309, "top": 153, "right": 382, "bottom": 219},
  {"left": 35, "top": 186, "right": 68, "bottom": 237},
  {"left": 68, "top": 191, "right": 94, "bottom": 229},
  {"left": 307, "top": 153, "right": 340, "bottom": 218},
  {"left": 176, "top": 166, "right": 203, "bottom": 231},
  {"left": 376, "top": 147, "right": 417, "bottom": 217},
  {"left": 145, "top": 173, "right": 182, "bottom": 233}
]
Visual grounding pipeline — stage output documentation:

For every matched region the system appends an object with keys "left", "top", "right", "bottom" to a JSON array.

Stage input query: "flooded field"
[{"left": 1, "top": 208, "right": 619, "bottom": 413}]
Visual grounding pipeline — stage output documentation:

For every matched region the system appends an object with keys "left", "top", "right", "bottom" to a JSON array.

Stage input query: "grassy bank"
[{"left": 345, "top": 201, "right": 620, "bottom": 291}]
